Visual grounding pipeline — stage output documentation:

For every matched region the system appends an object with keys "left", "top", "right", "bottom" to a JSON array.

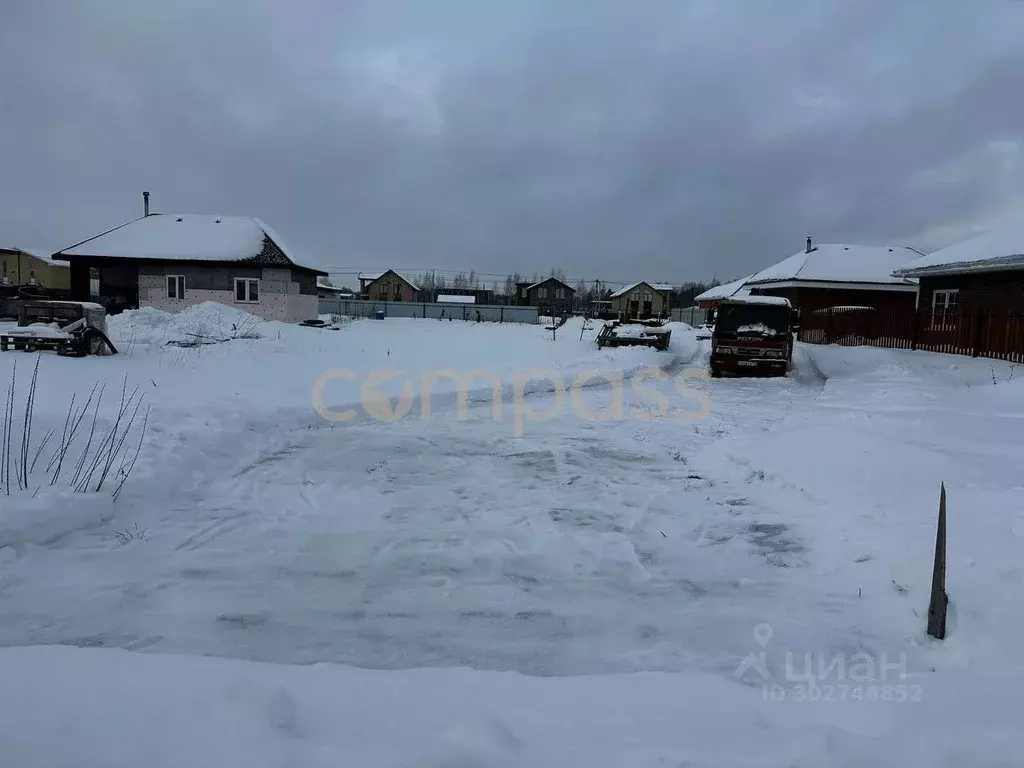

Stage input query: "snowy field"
[{"left": 0, "top": 302, "right": 1022, "bottom": 766}]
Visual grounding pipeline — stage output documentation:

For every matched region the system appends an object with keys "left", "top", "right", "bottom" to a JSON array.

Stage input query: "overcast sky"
[{"left": 2, "top": 1, "right": 1023, "bottom": 286}]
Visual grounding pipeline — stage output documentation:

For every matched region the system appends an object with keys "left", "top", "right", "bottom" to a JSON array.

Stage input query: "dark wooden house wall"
[
  {"left": 750, "top": 285, "right": 916, "bottom": 313},
  {"left": 918, "top": 271, "right": 1024, "bottom": 314}
]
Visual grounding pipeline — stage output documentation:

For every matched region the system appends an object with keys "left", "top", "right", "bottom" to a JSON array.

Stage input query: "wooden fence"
[{"left": 798, "top": 307, "right": 1024, "bottom": 363}]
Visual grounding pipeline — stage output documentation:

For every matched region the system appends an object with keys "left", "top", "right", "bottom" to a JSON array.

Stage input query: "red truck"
[{"left": 709, "top": 297, "right": 796, "bottom": 377}]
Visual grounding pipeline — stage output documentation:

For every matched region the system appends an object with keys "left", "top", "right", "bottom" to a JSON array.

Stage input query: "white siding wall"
[{"left": 138, "top": 268, "right": 317, "bottom": 323}]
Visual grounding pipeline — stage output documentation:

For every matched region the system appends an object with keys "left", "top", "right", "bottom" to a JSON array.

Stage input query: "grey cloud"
[{"left": 1, "top": 0, "right": 1023, "bottom": 285}]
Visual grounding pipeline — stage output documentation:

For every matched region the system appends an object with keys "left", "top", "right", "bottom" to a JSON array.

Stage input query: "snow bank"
[
  {"left": 109, "top": 302, "right": 269, "bottom": 347},
  {"left": 0, "top": 491, "right": 113, "bottom": 550},
  {"left": 0, "top": 645, "right": 1020, "bottom": 768}
]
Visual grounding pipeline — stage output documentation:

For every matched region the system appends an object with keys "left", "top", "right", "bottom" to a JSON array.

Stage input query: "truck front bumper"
[{"left": 710, "top": 354, "right": 789, "bottom": 376}]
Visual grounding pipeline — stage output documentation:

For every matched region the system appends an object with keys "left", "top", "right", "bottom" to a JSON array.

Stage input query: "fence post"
[
  {"left": 422, "top": 303, "right": 426, "bottom": 319},
  {"left": 927, "top": 483, "right": 948, "bottom": 640},
  {"left": 500, "top": 306, "right": 504, "bottom": 324},
  {"left": 971, "top": 309, "right": 984, "bottom": 357}
]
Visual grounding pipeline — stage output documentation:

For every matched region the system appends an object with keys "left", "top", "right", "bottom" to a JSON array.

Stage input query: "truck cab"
[{"left": 709, "top": 297, "right": 795, "bottom": 377}]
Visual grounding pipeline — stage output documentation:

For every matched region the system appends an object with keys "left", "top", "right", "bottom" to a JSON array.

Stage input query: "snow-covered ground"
[{"left": 0, "top": 302, "right": 1022, "bottom": 766}]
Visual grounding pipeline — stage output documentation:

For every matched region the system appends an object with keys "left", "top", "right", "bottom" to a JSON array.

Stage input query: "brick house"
[
  {"left": 608, "top": 281, "right": 668, "bottom": 319},
  {"left": 514, "top": 277, "right": 575, "bottom": 314},
  {"left": 893, "top": 224, "right": 1024, "bottom": 318},
  {"left": 744, "top": 238, "right": 920, "bottom": 313},
  {"left": 53, "top": 213, "right": 326, "bottom": 322},
  {"left": 359, "top": 270, "right": 420, "bottom": 302}
]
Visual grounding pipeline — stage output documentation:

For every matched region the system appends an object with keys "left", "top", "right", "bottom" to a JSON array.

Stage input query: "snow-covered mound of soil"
[{"left": 108, "top": 302, "right": 268, "bottom": 346}]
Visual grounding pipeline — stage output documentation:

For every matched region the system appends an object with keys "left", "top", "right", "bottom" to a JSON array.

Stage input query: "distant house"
[
  {"left": 359, "top": 270, "right": 420, "bottom": 302},
  {"left": 317, "top": 278, "right": 355, "bottom": 299},
  {"left": 893, "top": 224, "right": 1024, "bottom": 317},
  {"left": 609, "top": 281, "right": 668, "bottom": 319},
  {"left": 0, "top": 247, "right": 71, "bottom": 290},
  {"left": 744, "top": 238, "right": 919, "bottom": 313},
  {"left": 53, "top": 213, "right": 326, "bottom": 322},
  {"left": 514, "top": 277, "right": 575, "bottom": 313}
]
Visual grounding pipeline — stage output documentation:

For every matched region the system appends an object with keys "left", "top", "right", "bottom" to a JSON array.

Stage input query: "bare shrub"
[{"left": 0, "top": 356, "right": 149, "bottom": 499}]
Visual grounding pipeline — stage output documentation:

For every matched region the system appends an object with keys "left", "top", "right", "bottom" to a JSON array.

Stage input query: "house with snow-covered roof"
[
  {"left": 53, "top": 204, "right": 327, "bottom": 322},
  {"left": 514, "top": 278, "right": 575, "bottom": 314},
  {"left": 0, "top": 246, "right": 70, "bottom": 290},
  {"left": 608, "top": 281, "right": 669, "bottom": 319},
  {"left": 744, "top": 237, "right": 920, "bottom": 313},
  {"left": 359, "top": 270, "right": 421, "bottom": 302},
  {"left": 893, "top": 222, "right": 1024, "bottom": 315}
]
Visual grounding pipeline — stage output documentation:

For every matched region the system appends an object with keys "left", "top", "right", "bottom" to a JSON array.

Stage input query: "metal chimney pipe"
[
  {"left": 805, "top": 235, "right": 812, "bottom": 253},
  {"left": 143, "top": 191, "right": 150, "bottom": 217}
]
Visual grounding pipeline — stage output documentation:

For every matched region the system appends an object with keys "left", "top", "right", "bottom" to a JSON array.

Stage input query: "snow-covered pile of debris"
[{"left": 108, "top": 302, "right": 266, "bottom": 347}]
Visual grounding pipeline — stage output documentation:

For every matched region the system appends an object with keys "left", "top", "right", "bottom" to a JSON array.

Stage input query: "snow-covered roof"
[
  {"left": 893, "top": 223, "right": 1024, "bottom": 277},
  {"left": 2, "top": 247, "right": 69, "bottom": 267},
  {"left": 720, "top": 295, "right": 791, "bottom": 307},
  {"left": 360, "top": 270, "right": 421, "bottom": 291},
  {"left": 54, "top": 214, "right": 326, "bottom": 274},
  {"left": 746, "top": 244, "right": 919, "bottom": 287},
  {"left": 609, "top": 281, "right": 670, "bottom": 299},
  {"left": 695, "top": 276, "right": 752, "bottom": 303},
  {"left": 650, "top": 283, "right": 676, "bottom": 292},
  {"left": 436, "top": 294, "right": 475, "bottom": 304},
  {"left": 316, "top": 278, "right": 351, "bottom": 294}
]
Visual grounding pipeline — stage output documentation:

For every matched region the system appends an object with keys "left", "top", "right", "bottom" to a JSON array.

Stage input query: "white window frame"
[
  {"left": 520, "top": 287, "right": 528, "bottom": 298},
  {"left": 234, "top": 277, "right": 259, "bottom": 303},
  {"left": 631, "top": 291, "right": 639, "bottom": 301},
  {"left": 167, "top": 274, "right": 185, "bottom": 300},
  {"left": 555, "top": 287, "right": 564, "bottom": 299},
  {"left": 538, "top": 287, "right": 548, "bottom": 299},
  {"left": 931, "top": 289, "right": 958, "bottom": 330}
]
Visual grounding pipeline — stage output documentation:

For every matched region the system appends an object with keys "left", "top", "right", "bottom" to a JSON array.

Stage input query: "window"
[
  {"left": 643, "top": 292, "right": 651, "bottom": 302},
  {"left": 555, "top": 287, "right": 564, "bottom": 299},
  {"left": 167, "top": 274, "right": 185, "bottom": 299},
  {"left": 521, "top": 287, "right": 528, "bottom": 298},
  {"left": 538, "top": 287, "right": 548, "bottom": 299},
  {"left": 29, "top": 268, "right": 36, "bottom": 281},
  {"left": 631, "top": 291, "right": 639, "bottom": 301},
  {"left": 235, "top": 278, "right": 259, "bottom": 303},
  {"left": 931, "top": 289, "right": 958, "bottom": 329}
]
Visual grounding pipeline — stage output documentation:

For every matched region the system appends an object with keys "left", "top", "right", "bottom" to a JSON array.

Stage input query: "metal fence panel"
[{"left": 318, "top": 299, "right": 540, "bottom": 324}]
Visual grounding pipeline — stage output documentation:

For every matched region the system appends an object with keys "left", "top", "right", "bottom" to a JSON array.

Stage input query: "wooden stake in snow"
[{"left": 927, "top": 483, "right": 949, "bottom": 640}]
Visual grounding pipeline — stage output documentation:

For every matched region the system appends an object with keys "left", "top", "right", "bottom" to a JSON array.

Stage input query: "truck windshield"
[{"left": 715, "top": 304, "right": 790, "bottom": 336}]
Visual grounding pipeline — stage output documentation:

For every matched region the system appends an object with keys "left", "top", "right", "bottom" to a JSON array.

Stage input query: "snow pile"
[
  {"left": 735, "top": 322, "right": 778, "bottom": 336},
  {"left": 109, "top": 302, "right": 268, "bottom": 346},
  {"left": 0, "top": 490, "right": 113, "bottom": 549},
  {"left": 1, "top": 323, "right": 71, "bottom": 339}
]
